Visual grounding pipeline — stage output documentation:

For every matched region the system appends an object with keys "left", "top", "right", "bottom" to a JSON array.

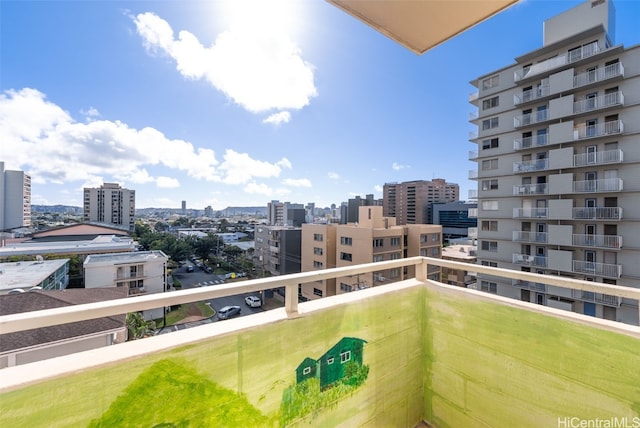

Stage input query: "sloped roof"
[
  {"left": 0, "top": 288, "right": 127, "bottom": 353},
  {"left": 31, "top": 223, "right": 130, "bottom": 240}
]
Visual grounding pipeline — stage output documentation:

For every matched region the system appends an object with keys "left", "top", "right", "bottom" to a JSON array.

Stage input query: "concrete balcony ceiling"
[{"left": 326, "top": 0, "right": 518, "bottom": 54}]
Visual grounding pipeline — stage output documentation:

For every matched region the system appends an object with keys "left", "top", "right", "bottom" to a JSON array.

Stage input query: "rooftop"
[
  {"left": 0, "top": 235, "right": 137, "bottom": 258},
  {"left": 0, "top": 259, "right": 68, "bottom": 292},
  {"left": 84, "top": 250, "right": 168, "bottom": 265}
]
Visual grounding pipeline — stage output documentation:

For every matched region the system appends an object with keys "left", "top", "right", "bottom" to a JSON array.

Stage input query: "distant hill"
[
  {"left": 218, "top": 206, "right": 267, "bottom": 216},
  {"left": 32, "top": 204, "right": 82, "bottom": 214}
]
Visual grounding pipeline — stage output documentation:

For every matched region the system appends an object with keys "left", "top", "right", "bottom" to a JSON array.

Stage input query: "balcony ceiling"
[{"left": 327, "top": 0, "right": 518, "bottom": 55}]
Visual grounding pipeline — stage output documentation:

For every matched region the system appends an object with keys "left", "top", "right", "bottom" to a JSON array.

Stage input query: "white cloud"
[
  {"left": 80, "top": 106, "right": 100, "bottom": 119},
  {"left": 282, "top": 178, "right": 311, "bottom": 187},
  {"left": 244, "top": 181, "right": 273, "bottom": 195},
  {"left": 156, "top": 176, "right": 180, "bottom": 188},
  {"left": 392, "top": 162, "right": 410, "bottom": 171},
  {"left": 0, "top": 88, "right": 291, "bottom": 189},
  {"left": 263, "top": 111, "right": 291, "bottom": 125},
  {"left": 328, "top": 172, "right": 340, "bottom": 180},
  {"left": 373, "top": 185, "right": 383, "bottom": 192},
  {"left": 133, "top": 10, "right": 317, "bottom": 117}
]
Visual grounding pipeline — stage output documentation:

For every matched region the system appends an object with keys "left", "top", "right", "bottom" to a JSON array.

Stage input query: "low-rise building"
[
  {"left": 441, "top": 244, "right": 478, "bottom": 288},
  {"left": 0, "top": 258, "right": 69, "bottom": 294}
]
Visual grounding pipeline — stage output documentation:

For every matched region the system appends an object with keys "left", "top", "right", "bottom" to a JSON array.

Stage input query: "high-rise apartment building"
[
  {"left": 83, "top": 183, "right": 135, "bottom": 232},
  {"left": 470, "top": 0, "right": 639, "bottom": 325},
  {"left": 301, "top": 206, "right": 442, "bottom": 301},
  {"left": 0, "top": 162, "right": 31, "bottom": 231},
  {"left": 267, "top": 200, "right": 305, "bottom": 227},
  {"left": 383, "top": 179, "right": 459, "bottom": 225}
]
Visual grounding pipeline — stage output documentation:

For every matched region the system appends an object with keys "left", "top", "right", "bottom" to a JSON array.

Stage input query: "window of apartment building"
[
  {"left": 420, "top": 248, "right": 427, "bottom": 257},
  {"left": 481, "top": 261, "right": 498, "bottom": 267},
  {"left": 390, "top": 252, "right": 401, "bottom": 260},
  {"left": 373, "top": 255, "right": 384, "bottom": 262},
  {"left": 340, "top": 252, "right": 353, "bottom": 262},
  {"left": 129, "top": 279, "right": 144, "bottom": 289},
  {"left": 432, "top": 233, "right": 440, "bottom": 242},
  {"left": 482, "top": 179, "right": 499, "bottom": 191},
  {"left": 482, "top": 117, "right": 499, "bottom": 130},
  {"left": 480, "top": 280, "right": 498, "bottom": 294},
  {"left": 482, "top": 158, "right": 498, "bottom": 170},
  {"left": 340, "top": 237, "right": 353, "bottom": 245},
  {"left": 313, "top": 233, "right": 323, "bottom": 242},
  {"left": 481, "top": 240, "right": 498, "bottom": 252},
  {"left": 313, "top": 247, "right": 323, "bottom": 256},
  {"left": 482, "top": 138, "right": 499, "bottom": 150},
  {"left": 313, "top": 261, "right": 323, "bottom": 268},
  {"left": 390, "top": 237, "right": 400, "bottom": 246},
  {"left": 390, "top": 268, "right": 400, "bottom": 278},
  {"left": 430, "top": 247, "right": 440, "bottom": 257},
  {"left": 482, "top": 75, "right": 499, "bottom": 91},
  {"left": 313, "top": 288, "right": 323, "bottom": 297},
  {"left": 481, "top": 220, "right": 498, "bottom": 231},
  {"left": 373, "top": 238, "right": 384, "bottom": 247},
  {"left": 340, "top": 283, "right": 353, "bottom": 292},
  {"left": 420, "top": 234, "right": 428, "bottom": 244},
  {"left": 482, "top": 96, "right": 499, "bottom": 110},
  {"left": 481, "top": 200, "right": 499, "bottom": 211}
]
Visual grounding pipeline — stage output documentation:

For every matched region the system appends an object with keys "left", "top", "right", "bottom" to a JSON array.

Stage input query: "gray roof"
[{"left": 0, "top": 288, "right": 127, "bottom": 353}]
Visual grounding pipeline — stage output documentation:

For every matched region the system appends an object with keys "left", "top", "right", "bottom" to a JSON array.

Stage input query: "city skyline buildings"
[{"left": 2, "top": 1, "right": 638, "bottom": 210}]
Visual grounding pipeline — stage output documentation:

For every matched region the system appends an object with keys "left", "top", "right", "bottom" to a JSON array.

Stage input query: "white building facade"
[
  {"left": 0, "top": 161, "right": 31, "bottom": 231},
  {"left": 84, "top": 250, "right": 168, "bottom": 320},
  {"left": 470, "top": 0, "right": 640, "bottom": 325}
]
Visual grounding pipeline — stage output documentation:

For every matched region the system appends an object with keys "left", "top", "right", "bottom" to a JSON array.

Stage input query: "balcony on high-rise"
[
  {"left": 572, "top": 206, "right": 623, "bottom": 220},
  {"left": 572, "top": 178, "right": 623, "bottom": 193},
  {"left": 512, "top": 231, "right": 548, "bottom": 244},
  {"left": 513, "top": 183, "right": 548, "bottom": 196},
  {"left": 573, "top": 120, "right": 623, "bottom": 140},
  {"left": 1, "top": 257, "right": 639, "bottom": 427},
  {"left": 514, "top": 41, "right": 600, "bottom": 82},
  {"left": 572, "top": 260, "right": 622, "bottom": 278},
  {"left": 573, "top": 61, "right": 624, "bottom": 89},
  {"left": 572, "top": 234, "right": 623, "bottom": 249}
]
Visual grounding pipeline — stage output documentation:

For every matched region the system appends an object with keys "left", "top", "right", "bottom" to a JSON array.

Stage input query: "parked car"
[
  {"left": 186, "top": 265, "right": 194, "bottom": 272},
  {"left": 204, "top": 266, "right": 213, "bottom": 273},
  {"left": 217, "top": 305, "right": 241, "bottom": 320},
  {"left": 244, "top": 295, "right": 262, "bottom": 308}
]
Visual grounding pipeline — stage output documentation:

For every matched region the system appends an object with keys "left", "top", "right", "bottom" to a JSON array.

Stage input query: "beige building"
[
  {"left": 0, "top": 161, "right": 31, "bottom": 231},
  {"left": 383, "top": 179, "right": 459, "bottom": 225},
  {"left": 301, "top": 206, "right": 442, "bottom": 301},
  {"left": 470, "top": 0, "right": 640, "bottom": 324},
  {"left": 83, "top": 183, "right": 135, "bottom": 232},
  {"left": 441, "top": 244, "right": 477, "bottom": 288}
]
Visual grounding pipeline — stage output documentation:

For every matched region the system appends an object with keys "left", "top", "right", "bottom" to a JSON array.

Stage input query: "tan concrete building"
[
  {"left": 441, "top": 244, "right": 477, "bottom": 288},
  {"left": 83, "top": 183, "right": 135, "bottom": 232},
  {"left": 301, "top": 206, "right": 442, "bottom": 301},
  {"left": 0, "top": 161, "right": 31, "bottom": 231},
  {"left": 470, "top": 0, "right": 640, "bottom": 325},
  {"left": 383, "top": 179, "right": 459, "bottom": 225}
]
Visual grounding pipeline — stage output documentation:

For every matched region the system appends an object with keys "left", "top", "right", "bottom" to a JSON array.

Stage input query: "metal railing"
[
  {"left": 512, "top": 254, "right": 547, "bottom": 268},
  {"left": 572, "top": 234, "right": 622, "bottom": 249},
  {"left": 514, "top": 41, "right": 600, "bottom": 81},
  {"left": 513, "top": 85, "right": 550, "bottom": 105},
  {"left": 513, "top": 183, "right": 548, "bottom": 196},
  {"left": 573, "top": 120, "right": 623, "bottom": 140},
  {"left": 572, "top": 207, "right": 622, "bottom": 220},
  {"left": 572, "top": 178, "right": 623, "bottom": 193},
  {"left": 468, "top": 170, "right": 478, "bottom": 179},
  {"left": 574, "top": 62, "right": 624, "bottom": 88},
  {"left": 514, "top": 133, "right": 548, "bottom": 150},
  {"left": 571, "top": 289, "right": 621, "bottom": 307},
  {"left": 573, "top": 149, "right": 623, "bottom": 167},
  {"left": 468, "top": 208, "right": 478, "bottom": 218},
  {"left": 512, "top": 279, "right": 546, "bottom": 292},
  {"left": 469, "top": 150, "right": 478, "bottom": 160},
  {"left": 572, "top": 260, "right": 622, "bottom": 278},
  {"left": 513, "top": 231, "right": 548, "bottom": 243},
  {"left": 513, "top": 159, "right": 548, "bottom": 173},
  {"left": 513, "top": 208, "right": 548, "bottom": 219},
  {"left": 514, "top": 110, "right": 548, "bottom": 128},
  {"left": 573, "top": 91, "right": 623, "bottom": 114}
]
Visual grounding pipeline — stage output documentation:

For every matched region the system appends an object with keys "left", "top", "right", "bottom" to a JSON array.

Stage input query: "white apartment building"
[
  {"left": 0, "top": 162, "right": 31, "bottom": 231},
  {"left": 84, "top": 250, "right": 168, "bottom": 320},
  {"left": 83, "top": 183, "right": 135, "bottom": 232},
  {"left": 470, "top": 0, "right": 640, "bottom": 325}
]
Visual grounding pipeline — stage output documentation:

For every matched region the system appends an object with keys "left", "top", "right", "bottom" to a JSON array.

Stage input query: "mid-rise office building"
[
  {"left": 267, "top": 200, "right": 305, "bottom": 227},
  {"left": 83, "top": 183, "right": 135, "bottom": 232},
  {"left": 383, "top": 179, "right": 459, "bottom": 225},
  {"left": 470, "top": 0, "right": 640, "bottom": 324},
  {"left": 432, "top": 201, "right": 478, "bottom": 242},
  {"left": 0, "top": 162, "right": 31, "bottom": 231},
  {"left": 301, "top": 206, "right": 442, "bottom": 301}
]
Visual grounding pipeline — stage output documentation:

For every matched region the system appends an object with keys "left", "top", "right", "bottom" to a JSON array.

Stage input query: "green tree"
[
  {"left": 126, "top": 312, "right": 156, "bottom": 340},
  {"left": 217, "top": 219, "right": 230, "bottom": 233}
]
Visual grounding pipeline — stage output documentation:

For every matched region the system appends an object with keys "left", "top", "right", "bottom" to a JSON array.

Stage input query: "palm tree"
[{"left": 126, "top": 312, "right": 156, "bottom": 340}]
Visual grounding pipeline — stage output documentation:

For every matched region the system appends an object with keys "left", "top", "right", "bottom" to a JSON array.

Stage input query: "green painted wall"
[{"left": 1, "top": 283, "right": 638, "bottom": 427}]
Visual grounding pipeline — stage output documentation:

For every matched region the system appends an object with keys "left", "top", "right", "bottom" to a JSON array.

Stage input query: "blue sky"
[{"left": 1, "top": 0, "right": 638, "bottom": 210}]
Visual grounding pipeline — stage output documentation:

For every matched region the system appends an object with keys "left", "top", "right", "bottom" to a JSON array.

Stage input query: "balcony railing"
[
  {"left": 512, "top": 231, "right": 548, "bottom": 243},
  {"left": 573, "top": 120, "right": 623, "bottom": 140},
  {"left": 573, "top": 62, "right": 624, "bottom": 88},
  {"left": 573, "top": 91, "right": 623, "bottom": 114},
  {"left": 572, "top": 178, "right": 623, "bottom": 193},
  {"left": 468, "top": 189, "right": 477, "bottom": 199},
  {"left": 513, "top": 207, "right": 548, "bottom": 218},
  {"left": 1, "top": 257, "right": 639, "bottom": 427},
  {"left": 572, "top": 234, "right": 622, "bottom": 249},
  {"left": 469, "top": 91, "right": 479, "bottom": 102},
  {"left": 572, "top": 260, "right": 622, "bottom": 278},
  {"left": 571, "top": 289, "right": 621, "bottom": 307},
  {"left": 468, "top": 150, "right": 478, "bottom": 160},
  {"left": 514, "top": 41, "right": 600, "bottom": 81},
  {"left": 514, "top": 110, "right": 548, "bottom": 128},
  {"left": 513, "top": 133, "right": 548, "bottom": 150},
  {"left": 512, "top": 253, "right": 547, "bottom": 268},
  {"left": 512, "top": 279, "right": 546, "bottom": 292},
  {"left": 572, "top": 206, "right": 622, "bottom": 220},
  {"left": 513, "top": 85, "right": 550, "bottom": 105},
  {"left": 469, "top": 111, "right": 478, "bottom": 121},
  {"left": 573, "top": 149, "right": 623, "bottom": 167},
  {"left": 513, "top": 158, "right": 548, "bottom": 173},
  {"left": 468, "top": 169, "right": 478, "bottom": 179},
  {"left": 513, "top": 183, "right": 548, "bottom": 196},
  {"left": 468, "top": 208, "right": 478, "bottom": 218}
]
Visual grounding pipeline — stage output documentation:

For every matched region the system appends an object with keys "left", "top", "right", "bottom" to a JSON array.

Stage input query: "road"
[{"left": 159, "top": 265, "right": 267, "bottom": 334}]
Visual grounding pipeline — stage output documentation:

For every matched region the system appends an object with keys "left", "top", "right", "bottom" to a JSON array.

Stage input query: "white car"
[{"left": 244, "top": 295, "right": 262, "bottom": 308}]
